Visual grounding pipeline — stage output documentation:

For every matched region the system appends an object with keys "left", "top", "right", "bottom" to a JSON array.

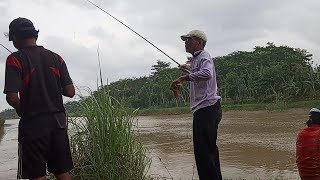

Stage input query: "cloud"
[{"left": 0, "top": 0, "right": 320, "bottom": 110}]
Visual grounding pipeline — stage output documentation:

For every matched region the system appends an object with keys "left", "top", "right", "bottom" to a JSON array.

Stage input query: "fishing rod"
[
  {"left": 0, "top": 43, "right": 12, "bottom": 53},
  {"left": 85, "top": 0, "right": 181, "bottom": 67}
]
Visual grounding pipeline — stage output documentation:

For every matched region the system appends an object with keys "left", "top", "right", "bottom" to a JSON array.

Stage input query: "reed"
[{"left": 68, "top": 87, "right": 151, "bottom": 180}]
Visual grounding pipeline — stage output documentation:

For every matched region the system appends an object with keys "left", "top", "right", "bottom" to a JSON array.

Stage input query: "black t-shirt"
[{"left": 3, "top": 46, "right": 73, "bottom": 141}]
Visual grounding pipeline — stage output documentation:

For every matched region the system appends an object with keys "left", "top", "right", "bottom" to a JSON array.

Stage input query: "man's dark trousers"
[{"left": 193, "top": 101, "right": 222, "bottom": 180}]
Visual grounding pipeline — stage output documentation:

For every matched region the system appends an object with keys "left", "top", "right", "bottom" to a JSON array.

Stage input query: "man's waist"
[
  {"left": 22, "top": 109, "right": 65, "bottom": 119},
  {"left": 191, "top": 98, "right": 221, "bottom": 113}
]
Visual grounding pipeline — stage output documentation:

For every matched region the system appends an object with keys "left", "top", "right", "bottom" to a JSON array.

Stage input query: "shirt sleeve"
[
  {"left": 58, "top": 56, "right": 73, "bottom": 87},
  {"left": 3, "top": 55, "right": 22, "bottom": 94},
  {"left": 189, "top": 57, "right": 213, "bottom": 81}
]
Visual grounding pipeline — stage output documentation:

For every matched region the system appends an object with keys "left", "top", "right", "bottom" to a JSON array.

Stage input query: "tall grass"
[{"left": 68, "top": 87, "right": 151, "bottom": 180}]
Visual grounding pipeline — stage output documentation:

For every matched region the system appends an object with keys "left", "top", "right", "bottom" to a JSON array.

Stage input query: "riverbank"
[
  {"left": 1, "top": 100, "right": 319, "bottom": 119},
  {"left": 138, "top": 99, "right": 320, "bottom": 116}
]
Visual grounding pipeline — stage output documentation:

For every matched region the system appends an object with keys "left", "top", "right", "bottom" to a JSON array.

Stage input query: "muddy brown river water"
[{"left": 0, "top": 109, "right": 307, "bottom": 179}]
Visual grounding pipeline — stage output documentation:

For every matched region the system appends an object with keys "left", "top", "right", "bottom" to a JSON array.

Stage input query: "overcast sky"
[{"left": 0, "top": 0, "right": 319, "bottom": 111}]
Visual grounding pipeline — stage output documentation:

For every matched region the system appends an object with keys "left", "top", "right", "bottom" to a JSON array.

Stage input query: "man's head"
[
  {"left": 181, "top": 30, "right": 207, "bottom": 54},
  {"left": 8, "top": 17, "right": 39, "bottom": 49},
  {"left": 307, "top": 108, "right": 320, "bottom": 126}
]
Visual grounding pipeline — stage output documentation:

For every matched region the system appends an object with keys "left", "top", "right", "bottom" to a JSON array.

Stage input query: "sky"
[{"left": 0, "top": 0, "right": 319, "bottom": 111}]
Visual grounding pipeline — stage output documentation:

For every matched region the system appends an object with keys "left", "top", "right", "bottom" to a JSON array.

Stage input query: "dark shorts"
[{"left": 17, "top": 128, "right": 74, "bottom": 179}]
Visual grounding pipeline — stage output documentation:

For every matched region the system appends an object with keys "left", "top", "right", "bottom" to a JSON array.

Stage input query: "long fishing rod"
[
  {"left": 85, "top": 0, "right": 181, "bottom": 67},
  {"left": 0, "top": 43, "right": 12, "bottom": 53}
]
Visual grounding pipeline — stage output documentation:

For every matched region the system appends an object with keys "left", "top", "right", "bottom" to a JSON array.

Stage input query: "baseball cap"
[
  {"left": 309, "top": 107, "right": 320, "bottom": 119},
  {"left": 9, "top": 17, "right": 39, "bottom": 41},
  {"left": 309, "top": 108, "right": 320, "bottom": 114},
  {"left": 181, "top": 30, "right": 207, "bottom": 42}
]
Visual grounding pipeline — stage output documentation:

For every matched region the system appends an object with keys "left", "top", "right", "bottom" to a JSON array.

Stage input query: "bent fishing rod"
[{"left": 85, "top": 0, "right": 181, "bottom": 67}]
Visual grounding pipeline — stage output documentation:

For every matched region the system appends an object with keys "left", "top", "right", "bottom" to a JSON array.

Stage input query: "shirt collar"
[{"left": 192, "top": 50, "right": 203, "bottom": 57}]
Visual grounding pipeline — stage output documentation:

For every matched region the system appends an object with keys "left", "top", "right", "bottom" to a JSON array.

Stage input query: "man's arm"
[
  {"left": 4, "top": 55, "right": 22, "bottom": 116},
  {"left": 6, "top": 92, "right": 21, "bottom": 117},
  {"left": 63, "top": 84, "right": 75, "bottom": 98},
  {"left": 188, "top": 58, "right": 213, "bottom": 81},
  {"left": 58, "top": 56, "right": 75, "bottom": 98}
]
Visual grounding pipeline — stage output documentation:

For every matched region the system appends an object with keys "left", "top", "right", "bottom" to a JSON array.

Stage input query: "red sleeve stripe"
[
  {"left": 22, "top": 68, "right": 35, "bottom": 88},
  {"left": 50, "top": 67, "right": 60, "bottom": 77},
  {"left": 6, "top": 55, "right": 22, "bottom": 70}
]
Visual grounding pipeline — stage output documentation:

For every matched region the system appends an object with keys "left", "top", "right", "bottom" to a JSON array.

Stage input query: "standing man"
[
  {"left": 296, "top": 108, "right": 320, "bottom": 180},
  {"left": 171, "top": 30, "right": 222, "bottom": 180},
  {"left": 4, "top": 17, "right": 75, "bottom": 180}
]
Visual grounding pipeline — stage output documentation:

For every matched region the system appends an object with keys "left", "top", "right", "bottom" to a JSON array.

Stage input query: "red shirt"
[{"left": 296, "top": 124, "right": 320, "bottom": 179}]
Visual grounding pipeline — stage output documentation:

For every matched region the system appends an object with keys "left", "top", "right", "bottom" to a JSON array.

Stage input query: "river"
[{"left": 0, "top": 109, "right": 306, "bottom": 179}]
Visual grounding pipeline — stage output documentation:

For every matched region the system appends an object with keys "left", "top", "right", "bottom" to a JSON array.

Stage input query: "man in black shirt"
[{"left": 4, "top": 17, "right": 75, "bottom": 180}]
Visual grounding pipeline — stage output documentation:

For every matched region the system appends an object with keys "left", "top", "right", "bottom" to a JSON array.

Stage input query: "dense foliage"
[{"left": 216, "top": 42, "right": 318, "bottom": 104}]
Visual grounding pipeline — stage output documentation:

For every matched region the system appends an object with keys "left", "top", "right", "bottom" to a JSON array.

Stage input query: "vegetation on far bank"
[
  {"left": 2, "top": 43, "right": 320, "bottom": 119},
  {"left": 137, "top": 99, "right": 320, "bottom": 116},
  {"left": 2, "top": 99, "right": 319, "bottom": 119},
  {"left": 62, "top": 43, "right": 320, "bottom": 117}
]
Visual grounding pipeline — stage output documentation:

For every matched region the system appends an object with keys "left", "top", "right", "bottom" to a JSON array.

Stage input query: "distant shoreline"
[
  {"left": 1, "top": 100, "right": 319, "bottom": 119},
  {"left": 134, "top": 99, "right": 320, "bottom": 116}
]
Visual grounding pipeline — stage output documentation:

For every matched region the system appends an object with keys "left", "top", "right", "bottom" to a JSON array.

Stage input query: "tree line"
[{"left": 1, "top": 42, "right": 319, "bottom": 119}]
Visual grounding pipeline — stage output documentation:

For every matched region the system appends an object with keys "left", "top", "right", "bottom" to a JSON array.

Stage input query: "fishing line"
[
  {"left": 85, "top": 0, "right": 181, "bottom": 67},
  {"left": 0, "top": 43, "right": 12, "bottom": 54}
]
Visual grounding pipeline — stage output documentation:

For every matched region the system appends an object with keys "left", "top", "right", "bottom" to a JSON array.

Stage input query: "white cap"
[
  {"left": 310, "top": 107, "right": 320, "bottom": 114},
  {"left": 181, "top": 30, "right": 207, "bottom": 42}
]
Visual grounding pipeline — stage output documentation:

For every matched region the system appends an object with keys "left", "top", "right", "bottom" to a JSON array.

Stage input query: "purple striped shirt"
[{"left": 185, "top": 50, "right": 221, "bottom": 113}]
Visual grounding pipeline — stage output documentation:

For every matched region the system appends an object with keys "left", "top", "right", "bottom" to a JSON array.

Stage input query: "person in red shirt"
[{"left": 296, "top": 108, "right": 320, "bottom": 180}]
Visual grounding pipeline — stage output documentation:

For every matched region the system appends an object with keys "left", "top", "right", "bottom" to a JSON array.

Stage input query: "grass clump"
[{"left": 69, "top": 87, "right": 151, "bottom": 180}]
